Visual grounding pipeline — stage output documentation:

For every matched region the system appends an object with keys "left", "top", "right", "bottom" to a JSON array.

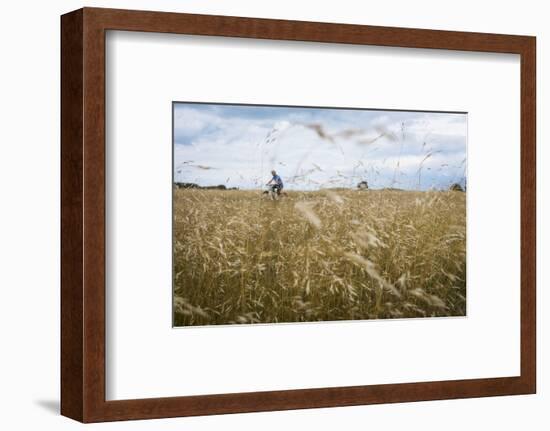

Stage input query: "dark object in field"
[
  {"left": 449, "top": 183, "right": 465, "bottom": 192},
  {"left": 357, "top": 181, "right": 369, "bottom": 190}
]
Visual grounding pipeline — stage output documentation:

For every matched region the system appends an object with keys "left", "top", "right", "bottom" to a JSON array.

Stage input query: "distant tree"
[
  {"left": 449, "top": 183, "right": 464, "bottom": 192},
  {"left": 357, "top": 181, "right": 369, "bottom": 190},
  {"left": 175, "top": 182, "right": 199, "bottom": 189}
]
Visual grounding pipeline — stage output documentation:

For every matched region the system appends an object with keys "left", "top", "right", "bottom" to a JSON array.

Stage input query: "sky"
[{"left": 173, "top": 102, "right": 467, "bottom": 191}]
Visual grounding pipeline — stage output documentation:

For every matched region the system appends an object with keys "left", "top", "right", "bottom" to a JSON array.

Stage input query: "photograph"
[{"left": 172, "top": 102, "right": 467, "bottom": 327}]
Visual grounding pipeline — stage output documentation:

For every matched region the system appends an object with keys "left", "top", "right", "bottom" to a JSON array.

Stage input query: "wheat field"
[{"left": 173, "top": 188, "right": 466, "bottom": 326}]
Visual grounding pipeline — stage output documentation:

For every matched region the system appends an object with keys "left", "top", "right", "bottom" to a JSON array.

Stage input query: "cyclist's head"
[{"left": 271, "top": 170, "right": 276, "bottom": 176}]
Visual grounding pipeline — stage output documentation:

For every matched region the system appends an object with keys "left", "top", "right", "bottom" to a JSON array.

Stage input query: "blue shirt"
[{"left": 272, "top": 174, "right": 283, "bottom": 188}]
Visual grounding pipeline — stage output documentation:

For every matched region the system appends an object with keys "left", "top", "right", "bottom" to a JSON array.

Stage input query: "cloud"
[{"left": 173, "top": 103, "right": 467, "bottom": 190}]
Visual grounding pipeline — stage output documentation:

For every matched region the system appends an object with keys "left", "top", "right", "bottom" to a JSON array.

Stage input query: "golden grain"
[{"left": 173, "top": 188, "right": 466, "bottom": 326}]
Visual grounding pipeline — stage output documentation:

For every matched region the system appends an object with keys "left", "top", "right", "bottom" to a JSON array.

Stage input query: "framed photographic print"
[
  {"left": 172, "top": 102, "right": 468, "bottom": 326},
  {"left": 61, "top": 7, "right": 536, "bottom": 422}
]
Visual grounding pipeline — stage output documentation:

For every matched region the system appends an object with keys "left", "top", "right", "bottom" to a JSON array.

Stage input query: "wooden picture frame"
[{"left": 61, "top": 7, "right": 536, "bottom": 422}]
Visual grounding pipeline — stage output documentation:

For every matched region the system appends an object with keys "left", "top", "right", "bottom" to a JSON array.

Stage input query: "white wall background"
[{"left": 0, "top": 0, "right": 546, "bottom": 429}]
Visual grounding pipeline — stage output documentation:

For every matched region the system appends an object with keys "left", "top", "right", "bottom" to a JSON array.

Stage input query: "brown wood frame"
[{"left": 61, "top": 7, "right": 536, "bottom": 423}]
